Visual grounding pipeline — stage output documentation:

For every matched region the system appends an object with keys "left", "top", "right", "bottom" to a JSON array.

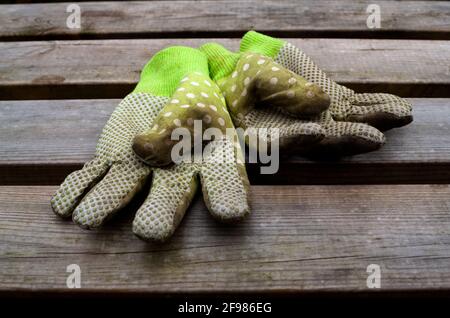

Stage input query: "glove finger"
[
  {"left": 133, "top": 72, "right": 231, "bottom": 167},
  {"left": 352, "top": 93, "right": 410, "bottom": 107},
  {"left": 72, "top": 161, "right": 150, "bottom": 229},
  {"left": 306, "top": 120, "right": 385, "bottom": 157},
  {"left": 252, "top": 57, "right": 330, "bottom": 117},
  {"left": 133, "top": 165, "right": 198, "bottom": 242},
  {"left": 348, "top": 93, "right": 413, "bottom": 130},
  {"left": 242, "top": 108, "right": 325, "bottom": 152},
  {"left": 200, "top": 138, "right": 250, "bottom": 222},
  {"left": 223, "top": 53, "right": 330, "bottom": 119},
  {"left": 51, "top": 157, "right": 109, "bottom": 218}
]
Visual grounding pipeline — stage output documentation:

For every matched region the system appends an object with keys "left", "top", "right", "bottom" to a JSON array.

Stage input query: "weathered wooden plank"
[
  {"left": 0, "top": 98, "right": 449, "bottom": 185},
  {"left": 1, "top": 1, "right": 449, "bottom": 40},
  {"left": 1, "top": 38, "right": 449, "bottom": 100},
  {"left": 0, "top": 185, "right": 449, "bottom": 294}
]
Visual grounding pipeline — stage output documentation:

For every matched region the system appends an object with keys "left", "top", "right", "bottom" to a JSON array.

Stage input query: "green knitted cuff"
[
  {"left": 133, "top": 46, "right": 209, "bottom": 96},
  {"left": 199, "top": 43, "right": 240, "bottom": 81},
  {"left": 239, "top": 31, "right": 285, "bottom": 58}
]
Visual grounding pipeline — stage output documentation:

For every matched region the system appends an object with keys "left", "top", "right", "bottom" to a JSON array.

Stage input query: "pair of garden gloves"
[{"left": 51, "top": 31, "right": 412, "bottom": 242}]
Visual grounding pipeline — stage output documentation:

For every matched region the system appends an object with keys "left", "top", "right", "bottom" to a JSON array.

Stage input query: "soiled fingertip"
[{"left": 132, "top": 134, "right": 154, "bottom": 161}]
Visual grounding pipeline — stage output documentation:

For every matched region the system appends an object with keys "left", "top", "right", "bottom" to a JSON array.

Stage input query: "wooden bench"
[{"left": 1, "top": 0, "right": 449, "bottom": 297}]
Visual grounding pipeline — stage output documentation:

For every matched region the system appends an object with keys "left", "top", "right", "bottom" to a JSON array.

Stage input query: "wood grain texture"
[
  {"left": 0, "top": 98, "right": 449, "bottom": 185},
  {"left": 1, "top": 38, "right": 449, "bottom": 99},
  {"left": 1, "top": 1, "right": 449, "bottom": 40},
  {"left": 0, "top": 185, "right": 449, "bottom": 294}
]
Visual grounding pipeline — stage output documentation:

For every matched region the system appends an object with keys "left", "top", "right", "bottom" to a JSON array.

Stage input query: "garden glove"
[
  {"left": 51, "top": 46, "right": 250, "bottom": 242},
  {"left": 240, "top": 31, "right": 413, "bottom": 132},
  {"left": 200, "top": 43, "right": 387, "bottom": 157}
]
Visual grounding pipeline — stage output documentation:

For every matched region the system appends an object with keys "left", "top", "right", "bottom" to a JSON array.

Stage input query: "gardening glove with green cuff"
[
  {"left": 200, "top": 43, "right": 386, "bottom": 157},
  {"left": 51, "top": 46, "right": 250, "bottom": 242},
  {"left": 240, "top": 31, "right": 413, "bottom": 132}
]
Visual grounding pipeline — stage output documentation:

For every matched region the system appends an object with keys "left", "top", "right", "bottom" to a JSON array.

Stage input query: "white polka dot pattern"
[
  {"left": 218, "top": 52, "right": 330, "bottom": 123},
  {"left": 132, "top": 72, "right": 236, "bottom": 166}
]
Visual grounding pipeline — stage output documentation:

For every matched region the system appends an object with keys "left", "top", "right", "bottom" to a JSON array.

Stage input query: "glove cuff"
[
  {"left": 199, "top": 43, "right": 240, "bottom": 81},
  {"left": 239, "top": 31, "right": 285, "bottom": 58},
  {"left": 134, "top": 46, "right": 209, "bottom": 96}
]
